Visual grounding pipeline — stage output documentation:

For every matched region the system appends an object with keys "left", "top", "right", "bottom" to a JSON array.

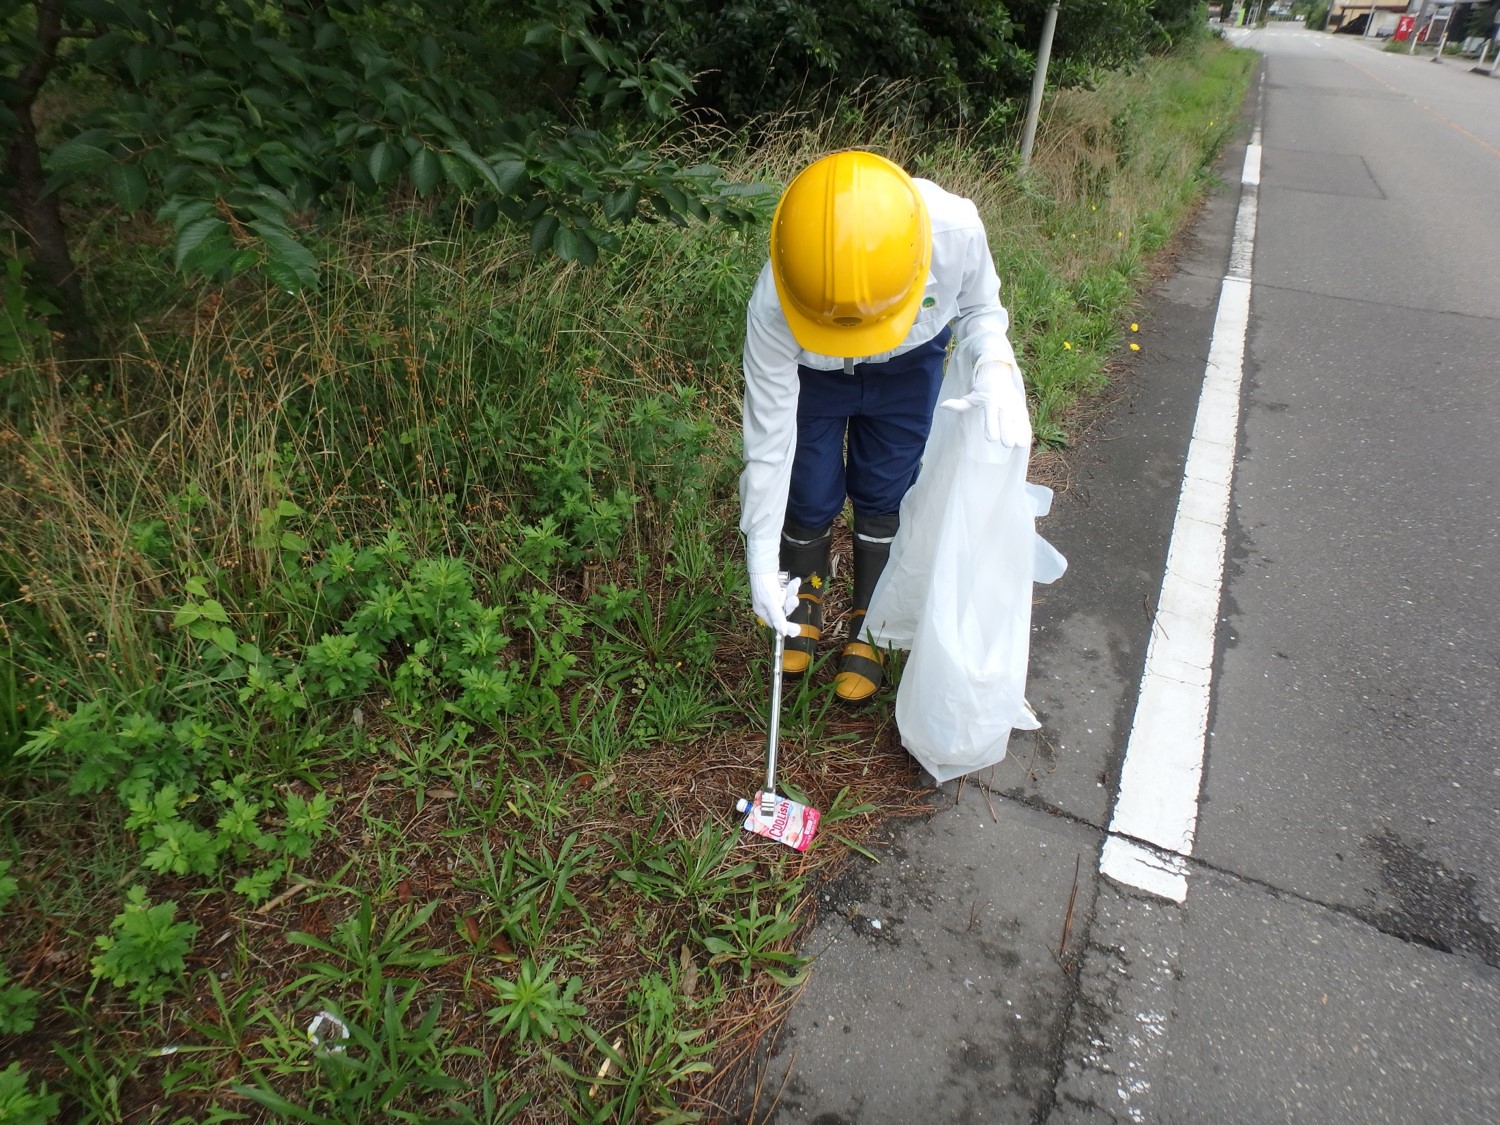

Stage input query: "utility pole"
[{"left": 1020, "top": 0, "right": 1061, "bottom": 170}]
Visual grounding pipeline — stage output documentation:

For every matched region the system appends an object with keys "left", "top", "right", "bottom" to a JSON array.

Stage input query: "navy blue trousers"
[{"left": 785, "top": 327, "right": 951, "bottom": 529}]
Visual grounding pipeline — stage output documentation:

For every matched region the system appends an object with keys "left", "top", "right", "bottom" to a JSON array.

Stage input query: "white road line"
[{"left": 1099, "top": 99, "right": 1264, "bottom": 904}]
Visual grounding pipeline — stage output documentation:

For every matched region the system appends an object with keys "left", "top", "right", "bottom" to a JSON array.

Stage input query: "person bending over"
[{"left": 740, "top": 150, "right": 1030, "bottom": 702}]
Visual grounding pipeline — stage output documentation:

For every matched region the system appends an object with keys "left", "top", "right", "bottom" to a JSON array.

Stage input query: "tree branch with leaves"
[{"left": 0, "top": 0, "right": 770, "bottom": 358}]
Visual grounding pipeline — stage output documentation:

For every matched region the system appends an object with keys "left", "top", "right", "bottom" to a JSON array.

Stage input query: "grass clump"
[{"left": 0, "top": 40, "right": 1254, "bottom": 1123}]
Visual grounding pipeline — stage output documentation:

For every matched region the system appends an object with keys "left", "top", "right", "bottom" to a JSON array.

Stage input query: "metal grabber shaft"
[{"left": 761, "top": 575, "right": 789, "bottom": 819}]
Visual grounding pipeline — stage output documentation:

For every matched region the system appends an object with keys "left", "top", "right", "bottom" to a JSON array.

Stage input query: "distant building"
[
  {"left": 1325, "top": 0, "right": 1411, "bottom": 34},
  {"left": 1401, "top": 2, "right": 1493, "bottom": 44},
  {"left": 1338, "top": 1, "right": 1495, "bottom": 42}
]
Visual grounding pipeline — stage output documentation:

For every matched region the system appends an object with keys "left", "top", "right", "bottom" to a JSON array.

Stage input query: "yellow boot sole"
[{"left": 834, "top": 639, "right": 883, "bottom": 703}]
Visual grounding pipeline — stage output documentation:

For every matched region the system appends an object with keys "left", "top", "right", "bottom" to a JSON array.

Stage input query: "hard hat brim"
[{"left": 773, "top": 272, "right": 927, "bottom": 359}]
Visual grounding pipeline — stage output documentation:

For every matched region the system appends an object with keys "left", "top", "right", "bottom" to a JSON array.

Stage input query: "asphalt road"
[{"left": 736, "top": 26, "right": 1500, "bottom": 1125}]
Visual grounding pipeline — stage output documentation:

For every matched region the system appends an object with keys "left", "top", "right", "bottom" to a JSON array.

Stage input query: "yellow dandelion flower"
[
  {"left": 1063, "top": 341, "right": 1072, "bottom": 350},
  {"left": 810, "top": 575, "right": 822, "bottom": 589},
  {"left": 1130, "top": 343, "right": 1141, "bottom": 351},
  {"left": 1131, "top": 323, "right": 1139, "bottom": 332}
]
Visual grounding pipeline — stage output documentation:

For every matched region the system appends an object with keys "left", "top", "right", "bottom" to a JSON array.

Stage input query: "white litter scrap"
[{"left": 307, "top": 1010, "right": 351, "bottom": 1053}]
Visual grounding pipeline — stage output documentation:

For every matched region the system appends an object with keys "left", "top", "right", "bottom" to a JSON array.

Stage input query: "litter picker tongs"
[{"left": 760, "top": 575, "right": 788, "bottom": 819}]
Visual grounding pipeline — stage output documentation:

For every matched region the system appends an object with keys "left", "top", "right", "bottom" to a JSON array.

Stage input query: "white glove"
[
  {"left": 750, "top": 571, "right": 801, "bottom": 637},
  {"left": 939, "top": 360, "right": 1031, "bottom": 447}
]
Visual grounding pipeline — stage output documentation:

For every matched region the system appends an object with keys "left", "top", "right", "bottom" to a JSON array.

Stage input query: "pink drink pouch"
[{"left": 737, "top": 792, "right": 820, "bottom": 851}]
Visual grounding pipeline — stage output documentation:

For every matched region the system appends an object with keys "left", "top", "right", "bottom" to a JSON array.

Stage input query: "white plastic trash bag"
[{"left": 864, "top": 358, "right": 1066, "bottom": 783}]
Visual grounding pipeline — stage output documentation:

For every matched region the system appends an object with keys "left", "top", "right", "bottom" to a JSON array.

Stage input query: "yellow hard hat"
[{"left": 770, "top": 150, "right": 932, "bottom": 358}]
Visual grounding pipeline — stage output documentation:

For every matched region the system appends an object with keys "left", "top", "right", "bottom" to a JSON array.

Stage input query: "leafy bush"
[
  {"left": 0, "top": 863, "right": 40, "bottom": 1036},
  {"left": 0, "top": 1064, "right": 60, "bottom": 1125},
  {"left": 3, "top": 0, "right": 769, "bottom": 348},
  {"left": 619, "top": 0, "right": 1028, "bottom": 127},
  {"left": 90, "top": 887, "right": 200, "bottom": 1004},
  {"left": 0, "top": 966, "right": 37, "bottom": 1036},
  {"left": 606, "top": 0, "right": 1210, "bottom": 128},
  {"left": 1149, "top": 0, "right": 1215, "bottom": 50}
]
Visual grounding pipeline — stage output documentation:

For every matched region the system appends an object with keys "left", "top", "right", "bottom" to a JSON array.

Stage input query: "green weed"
[
  {"left": 287, "top": 899, "right": 455, "bottom": 1003},
  {"left": 0, "top": 865, "right": 39, "bottom": 1033},
  {"left": 89, "top": 886, "right": 200, "bottom": 1004},
  {"left": 485, "top": 958, "right": 589, "bottom": 1046},
  {"left": 614, "top": 823, "right": 757, "bottom": 917},
  {"left": 557, "top": 975, "right": 713, "bottom": 1124},
  {"left": 703, "top": 890, "right": 809, "bottom": 986},
  {"left": 0, "top": 1063, "right": 61, "bottom": 1125},
  {"left": 233, "top": 989, "right": 480, "bottom": 1124}
]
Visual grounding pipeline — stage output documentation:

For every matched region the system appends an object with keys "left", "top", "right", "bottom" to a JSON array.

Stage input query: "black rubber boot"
[
  {"left": 779, "top": 519, "right": 833, "bottom": 675},
  {"left": 836, "top": 511, "right": 898, "bottom": 702}
]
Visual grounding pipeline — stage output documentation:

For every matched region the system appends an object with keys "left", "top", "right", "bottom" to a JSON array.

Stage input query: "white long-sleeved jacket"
[{"left": 738, "top": 178, "right": 1018, "bottom": 574}]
